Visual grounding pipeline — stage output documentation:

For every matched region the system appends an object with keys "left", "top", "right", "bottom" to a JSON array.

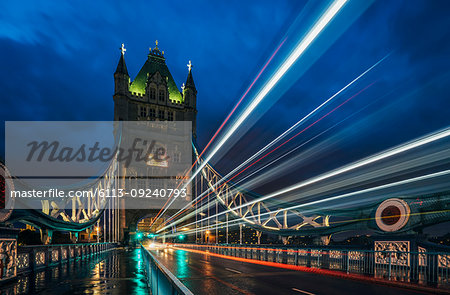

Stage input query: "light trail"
[
  {"left": 277, "top": 169, "right": 450, "bottom": 213},
  {"left": 159, "top": 55, "right": 387, "bottom": 231},
  {"left": 192, "top": 38, "right": 287, "bottom": 169},
  {"left": 149, "top": 38, "right": 286, "bottom": 228},
  {"left": 163, "top": 204, "right": 450, "bottom": 239},
  {"left": 159, "top": 115, "right": 359, "bottom": 231},
  {"left": 159, "top": 81, "right": 374, "bottom": 232},
  {"left": 163, "top": 218, "right": 245, "bottom": 239},
  {"left": 165, "top": 177, "right": 450, "bottom": 239},
  {"left": 238, "top": 142, "right": 450, "bottom": 203},
  {"left": 176, "top": 128, "right": 450, "bottom": 229},
  {"left": 153, "top": 0, "right": 349, "bottom": 227},
  {"left": 224, "top": 82, "right": 375, "bottom": 182}
]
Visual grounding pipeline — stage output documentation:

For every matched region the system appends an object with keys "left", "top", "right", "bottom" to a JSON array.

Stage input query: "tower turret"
[
  {"left": 114, "top": 43, "right": 129, "bottom": 94},
  {"left": 183, "top": 60, "right": 197, "bottom": 109}
]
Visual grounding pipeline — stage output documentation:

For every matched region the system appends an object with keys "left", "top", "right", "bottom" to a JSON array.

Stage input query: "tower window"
[
  {"left": 139, "top": 106, "right": 147, "bottom": 118},
  {"left": 159, "top": 90, "right": 165, "bottom": 102},
  {"left": 150, "top": 88, "right": 156, "bottom": 100},
  {"left": 168, "top": 111, "right": 174, "bottom": 121},
  {"left": 149, "top": 108, "right": 156, "bottom": 118},
  {"left": 158, "top": 110, "right": 165, "bottom": 120}
]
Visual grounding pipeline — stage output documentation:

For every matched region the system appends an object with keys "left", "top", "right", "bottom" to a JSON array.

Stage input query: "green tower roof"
[{"left": 128, "top": 45, "right": 183, "bottom": 103}]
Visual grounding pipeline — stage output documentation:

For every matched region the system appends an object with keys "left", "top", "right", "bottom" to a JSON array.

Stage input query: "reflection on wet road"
[
  {"left": 149, "top": 247, "right": 429, "bottom": 295},
  {"left": 0, "top": 246, "right": 432, "bottom": 295},
  {"left": 0, "top": 248, "right": 149, "bottom": 295}
]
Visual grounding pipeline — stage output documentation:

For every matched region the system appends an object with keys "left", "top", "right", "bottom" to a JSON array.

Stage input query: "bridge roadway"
[
  {"left": 149, "top": 245, "right": 431, "bottom": 295},
  {"left": 0, "top": 245, "right": 435, "bottom": 295}
]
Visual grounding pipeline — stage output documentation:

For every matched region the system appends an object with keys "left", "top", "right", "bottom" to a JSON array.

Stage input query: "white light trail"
[
  {"left": 180, "top": 127, "right": 450, "bottom": 228},
  {"left": 174, "top": 169, "right": 450, "bottom": 235},
  {"left": 159, "top": 53, "right": 387, "bottom": 232},
  {"left": 189, "top": 0, "right": 348, "bottom": 184},
  {"left": 154, "top": 0, "right": 349, "bottom": 224},
  {"left": 247, "top": 169, "right": 450, "bottom": 220}
]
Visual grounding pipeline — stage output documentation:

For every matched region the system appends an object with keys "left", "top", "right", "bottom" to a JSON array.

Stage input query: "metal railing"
[
  {"left": 17, "top": 242, "right": 117, "bottom": 274},
  {"left": 175, "top": 244, "right": 450, "bottom": 289},
  {"left": 140, "top": 244, "right": 193, "bottom": 295}
]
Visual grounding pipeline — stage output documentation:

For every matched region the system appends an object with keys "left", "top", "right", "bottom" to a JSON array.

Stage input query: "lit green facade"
[{"left": 113, "top": 43, "right": 197, "bottom": 136}]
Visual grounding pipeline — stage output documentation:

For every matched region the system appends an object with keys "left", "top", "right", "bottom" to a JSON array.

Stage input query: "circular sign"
[{"left": 375, "top": 198, "right": 410, "bottom": 232}]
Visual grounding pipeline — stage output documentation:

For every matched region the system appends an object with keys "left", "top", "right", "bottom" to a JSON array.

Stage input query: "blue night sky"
[
  {"left": 1, "top": 0, "right": 450, "bottom": 165},
  {"left": 1, "top": 0, "right": 450, "bottom": 235}
]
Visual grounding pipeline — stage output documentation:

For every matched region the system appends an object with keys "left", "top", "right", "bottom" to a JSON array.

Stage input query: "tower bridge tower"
[
  {"left": 113, "top": 42, "right": 197, "bottom": 242},
  {"left": 114, "top": 41, "right": 197, "bottom": 135}
]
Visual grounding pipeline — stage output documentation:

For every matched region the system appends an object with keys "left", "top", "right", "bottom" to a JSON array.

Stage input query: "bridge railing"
[
  {"left": 174, "top": 244, "right": 450, "bottom": 289},
  {"left": 17, "top": 242, "right": 117, "bottom": 274},
  {"left": 140, "top": 243, "right": 193, "bottom": 295}
]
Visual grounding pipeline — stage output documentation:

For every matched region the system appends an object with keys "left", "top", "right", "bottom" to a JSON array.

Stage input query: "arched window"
[{"left": 159, "top": 90, "right": 165, "bottom": 102}]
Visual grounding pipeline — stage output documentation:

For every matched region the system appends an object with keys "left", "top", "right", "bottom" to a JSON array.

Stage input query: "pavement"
[{"left": 0, "top": 248, "right": 149, "bottom": 295}]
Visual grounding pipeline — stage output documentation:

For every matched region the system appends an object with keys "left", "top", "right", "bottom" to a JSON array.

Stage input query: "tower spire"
[
  {"left": 185, "top": 60, "right": 196, "bottom": 90},
  {"left": 115, "top": 43, "right": 129, "bottom": 76}
]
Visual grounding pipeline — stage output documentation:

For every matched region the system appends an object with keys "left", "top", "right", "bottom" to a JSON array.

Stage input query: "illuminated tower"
[
  {"left": 113, "top": 41, "right": 197, "bottom": 136},
  {"left": 113, "top": 41, "right": 197, "bottom": 242}
]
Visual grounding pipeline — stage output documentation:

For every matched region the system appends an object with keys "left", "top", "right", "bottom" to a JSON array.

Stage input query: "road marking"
[
  {"left": 189, "top": 263, "right": 253, "bottom": 295},
  {"left": 225, "top": 267, "right": 242, "bottom": 274},
  {"left": 292, "top": 288, "right": 315, "bottom": 295}
]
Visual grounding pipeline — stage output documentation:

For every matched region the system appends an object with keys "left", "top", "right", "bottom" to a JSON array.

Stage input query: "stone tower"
[
  {"left": 113, "top": 41, "right": 197, "bottom": 136},
  {"left": 113, "top": 42, "right": 197, "bottom": 242}
]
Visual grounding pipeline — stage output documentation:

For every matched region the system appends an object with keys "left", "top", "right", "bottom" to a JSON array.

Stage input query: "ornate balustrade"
[
  {"left": 16, "top": 242, "right": 117, "bottom": 275},
  {"left": 174, "top": 243, "right": 450, "bottom": 288}
]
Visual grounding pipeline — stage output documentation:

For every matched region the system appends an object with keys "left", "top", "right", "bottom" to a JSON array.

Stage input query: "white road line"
[
  {"left": 292, "top": 287, "right": 315, "bottom": 295},
  {"left": 225, "top": 267, "right": 242, "bottom": 274}
]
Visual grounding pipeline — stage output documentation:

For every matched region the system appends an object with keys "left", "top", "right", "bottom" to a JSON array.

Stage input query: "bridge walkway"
[{"left": 0, "top": 248, "right": 149, "bottom": 295}]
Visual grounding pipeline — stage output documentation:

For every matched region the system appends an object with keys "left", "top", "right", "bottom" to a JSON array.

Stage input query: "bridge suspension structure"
[
  {"left": 160, "top": 142, "right": 450, "bottom": 243},
  {"left": 1, "top": 150, "right": 121, "bottom": 244}
]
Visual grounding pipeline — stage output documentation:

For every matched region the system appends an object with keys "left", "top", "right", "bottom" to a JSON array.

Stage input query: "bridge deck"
[
  {"left": 148, "top": 246, "right": 428, "bottom": 295},
  {"left": 0, "top": 248, "right": 149, "bottom": 295}
]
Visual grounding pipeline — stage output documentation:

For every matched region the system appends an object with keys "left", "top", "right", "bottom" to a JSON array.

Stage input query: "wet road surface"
[
  {"left": 0, "top": 248, "right": 149, "bottom": 295},
  {"left": 149, "top": 247, "right": 431, "bottom": 295}
]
